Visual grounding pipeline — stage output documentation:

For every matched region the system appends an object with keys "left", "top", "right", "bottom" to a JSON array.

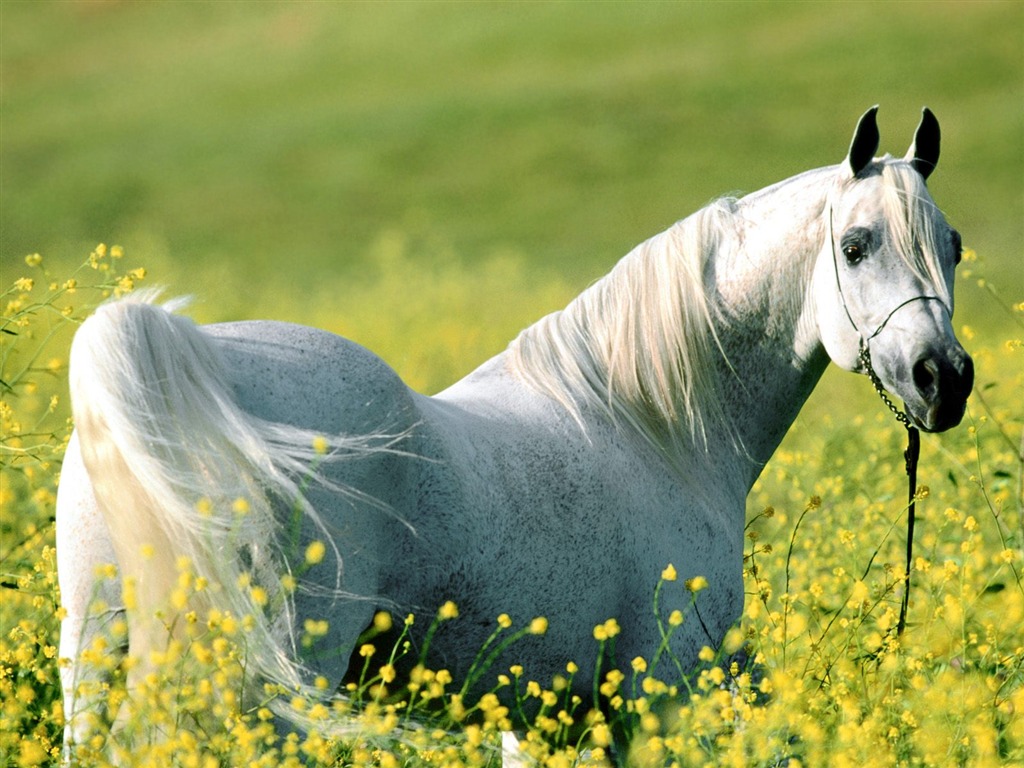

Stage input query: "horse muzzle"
[{"left": 905, "top": 347, "right": 974, "bottom": 432}]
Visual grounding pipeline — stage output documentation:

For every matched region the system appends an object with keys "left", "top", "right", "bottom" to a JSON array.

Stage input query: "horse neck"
[{"left": 709, "top": 168, "right": 835, "bottom": 482}]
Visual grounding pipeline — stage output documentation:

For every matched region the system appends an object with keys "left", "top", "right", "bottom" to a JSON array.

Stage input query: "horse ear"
[
  {"left": 846, "top": 105, "right": 880, "bottom": 178},
  {"left": 905, "top": 107, "right": 940, "bottom": 180}
]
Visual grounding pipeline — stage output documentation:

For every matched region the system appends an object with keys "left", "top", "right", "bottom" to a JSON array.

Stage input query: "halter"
[{"left": 826, "top": 201, "right": 950, "bottom": 637}]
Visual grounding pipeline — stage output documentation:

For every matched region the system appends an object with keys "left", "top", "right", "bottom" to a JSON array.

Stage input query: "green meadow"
[{"left": 2, "top": 2, "right": 1022, "bottom": 766}]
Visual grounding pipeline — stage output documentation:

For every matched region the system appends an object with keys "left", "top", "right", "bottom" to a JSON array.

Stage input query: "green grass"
[{"left": 3, "top": 2, "right": 1021, "bottom": 357}]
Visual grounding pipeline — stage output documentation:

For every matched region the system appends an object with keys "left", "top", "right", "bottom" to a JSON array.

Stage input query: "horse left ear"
[
  {"left": 905, "top": 107, "right": 940, "bottom": 180},
  {"left": 846, "top": 105, "right": 881, "bottom": 178}
]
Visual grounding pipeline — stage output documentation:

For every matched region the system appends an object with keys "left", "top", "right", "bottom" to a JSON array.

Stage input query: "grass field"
[
  {"left": 4, "top": 3, "right": 1021, "bottom": 343},
  {"left": 2, "top": 2, "right": 1022, "bottom": 766}
]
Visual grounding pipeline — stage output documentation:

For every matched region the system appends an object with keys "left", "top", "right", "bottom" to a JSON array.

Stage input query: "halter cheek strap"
[{"left": 826, "top": 205, "right": 950, "bottom": 391}]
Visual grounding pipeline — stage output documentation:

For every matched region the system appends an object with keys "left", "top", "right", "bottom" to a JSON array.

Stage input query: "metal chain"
[
  {"left": 858, "top": 342, "right": 913, "bottom": 429},
  {"left": 856, "top": 340, "right": 919, "bottom": 637}
]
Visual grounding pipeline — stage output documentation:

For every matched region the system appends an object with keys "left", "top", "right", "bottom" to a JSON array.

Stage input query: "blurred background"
[{"left": 3, "top": 1, "right": 1021, "bottom": 395}]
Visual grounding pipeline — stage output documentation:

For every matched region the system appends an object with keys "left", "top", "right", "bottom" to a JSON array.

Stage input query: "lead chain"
[
  {"left": 857, "top": 339, "right": 919, "bottom": 637},
  {"left": 858, "top": 341, "right": 913, "bottom": 430}
]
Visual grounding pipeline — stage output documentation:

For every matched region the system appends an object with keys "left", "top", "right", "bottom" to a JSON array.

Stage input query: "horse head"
[{"left": 812, "top": 106, "right": 973, "bottom": 433}]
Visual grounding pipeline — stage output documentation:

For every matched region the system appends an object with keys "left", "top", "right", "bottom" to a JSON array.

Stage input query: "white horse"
[{"left": 57, "top": 107, "right": 972, "bottom": 754}]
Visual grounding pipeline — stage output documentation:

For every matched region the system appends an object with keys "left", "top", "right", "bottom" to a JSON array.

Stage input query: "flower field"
[
  {"left": 2, "top": 4, "right": 1021, "bottom": 766},
  {"left": 1, "top": 245, "right": 1021, "bottom": 767}
]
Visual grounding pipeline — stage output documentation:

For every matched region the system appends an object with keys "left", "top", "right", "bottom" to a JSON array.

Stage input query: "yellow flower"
[
  {"left": 438, "top": 600, "right": 459, "bottom": 620},
  {"left": 497, "top": 613, "right": 512, "bottom": 629},
  {"left": 661, "top": 563, "right": 678, "bottom": 581},
  {"left": 304, "top": 618, "right": 329, "bottom": 637},
  {"left": 312, "top": 435, "right": 329, "bottom": 455},
  {"left": 685, "top": 575, "right": 709, "bottom": 593},
  {"left": 93, "top": 562, "right": 118, "bottom": 580},
  {"left": 529, "top": 616, "right": 548, "bottom": 635},
  {"left": 305, "top": 540, "right": 326, "bottom": 565},
  {"left": 632, "top": 656, "right": 648, "bottom": 673},
  {"left": 231, "top": 497, "right": 250, "bottom": 515},
  {"left": 220, "top": 614, "right": 238, "bottom": 635},
  {"left": 18, "top": 739, "right": 48, "bottom": 765},
  {"left": 849, "top": 580, "right": 870, "bottom": 605},
  {"left": 373, "top": 611, "right": 392, "bottom": 632},
  {"left": 24, "top": 252, "right": 42, "bottom": 267},
  {"left": 668, "top": 609, "right": 684, "bottom": 627}
]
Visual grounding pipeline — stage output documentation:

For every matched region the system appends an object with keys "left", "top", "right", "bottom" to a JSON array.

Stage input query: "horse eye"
[
  {"left": 951, "top": 231, "right": 963, "bottom": 265},
  {"left": 843, "top": 244, "right": 864, "bottom": 265}
]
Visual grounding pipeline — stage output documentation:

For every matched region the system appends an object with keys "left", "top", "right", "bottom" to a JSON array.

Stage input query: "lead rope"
[
  {"left": 829, "top": 198, "right": 927, "bottom": 638},
  {"left": 859, "top": 340, "right": 919, "bottom": 637}
]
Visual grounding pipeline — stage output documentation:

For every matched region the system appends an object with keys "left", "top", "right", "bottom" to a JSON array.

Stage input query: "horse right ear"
[
  {"left": 904, "top": 107, "right": 940, "bottom": 180},
  {"left": 846, "top": 106, "right": 880, "bottom": 178}
]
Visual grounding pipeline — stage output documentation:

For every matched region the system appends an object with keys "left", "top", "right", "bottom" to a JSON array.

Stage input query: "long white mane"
[
  {"left": 509, "top": 198, "right": 740, "bottom": 471},
  {"left": 509, "top": 159, "right": 951, "bottom": 473}
]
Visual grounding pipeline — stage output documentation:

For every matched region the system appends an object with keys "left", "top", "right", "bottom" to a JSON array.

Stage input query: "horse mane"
[
  {"left": 508, "top": 198, "right": 740, "bottom": 471},
  {"left": 508, "top": 159, "right": 951, "bottom": 474}
]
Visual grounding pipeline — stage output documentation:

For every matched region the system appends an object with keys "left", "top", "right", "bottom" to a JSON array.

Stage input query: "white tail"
[{"left": 68, "top": 293, "right": 352, "bottom": 714}]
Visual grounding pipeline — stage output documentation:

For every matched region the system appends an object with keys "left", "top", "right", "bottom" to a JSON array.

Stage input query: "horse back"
[{"left": 207, "top": 320, "right": 418, "bottom": 441}]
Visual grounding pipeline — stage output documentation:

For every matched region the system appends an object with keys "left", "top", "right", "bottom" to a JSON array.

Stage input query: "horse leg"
[{"left": 56, "top": 432, "right": 126, "bottom": 758}]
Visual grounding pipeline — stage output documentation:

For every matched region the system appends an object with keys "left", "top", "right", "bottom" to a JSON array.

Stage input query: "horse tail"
[{"left": 68, "top": 292, "right": 347, "bottom": 711}]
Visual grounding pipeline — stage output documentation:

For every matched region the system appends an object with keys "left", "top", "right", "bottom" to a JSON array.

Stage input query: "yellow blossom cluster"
[{"left": 1, "top": 253, "right": 1021, "bottom": 766}]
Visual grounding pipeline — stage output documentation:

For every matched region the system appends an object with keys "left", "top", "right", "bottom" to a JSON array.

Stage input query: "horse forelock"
[
  {"left": 877, "top": 161, "right": 953, "bottom": 307},
  {"left": 838, "top": 159, "right": 953, "bottom": 307},
  {"left": 509, "top": 199, "right": 739, "bottom": 469}
]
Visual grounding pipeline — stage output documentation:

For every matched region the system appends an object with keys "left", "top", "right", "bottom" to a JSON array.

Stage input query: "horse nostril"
[
  {"left": 958, "top": 354, "right": 975, "bottom": 398},
  {"left": 913, "top": 358, "right": 938, "bottom": 396}
]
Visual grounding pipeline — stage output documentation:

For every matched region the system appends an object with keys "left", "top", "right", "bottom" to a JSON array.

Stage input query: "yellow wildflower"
[
  {"left": 686, "top": 575, "right": 709, "bottom": 593},
  {"left": 305, "top": 540, "right": 326, "bottom": 565}
]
